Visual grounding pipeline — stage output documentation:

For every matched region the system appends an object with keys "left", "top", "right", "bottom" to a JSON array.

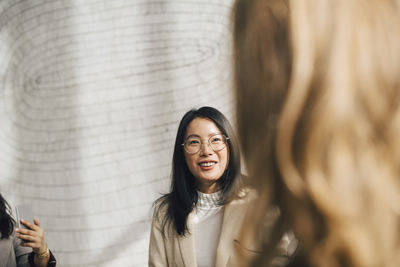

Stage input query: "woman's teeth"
[{"left": 199, "top": 162, "right": 215, "bottom": 167}]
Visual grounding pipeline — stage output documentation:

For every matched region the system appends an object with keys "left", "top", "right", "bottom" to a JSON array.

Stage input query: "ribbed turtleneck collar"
[{"left": 196, "top": 190, "right": 222, "bottom": 209}]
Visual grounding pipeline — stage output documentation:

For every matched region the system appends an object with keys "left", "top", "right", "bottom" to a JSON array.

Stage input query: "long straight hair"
[
  {"left": 154, "top": 106, "right": 242, "bottom": 236},
  {"left": 0, "top": 194, "right": 15, "bottom": 239}
]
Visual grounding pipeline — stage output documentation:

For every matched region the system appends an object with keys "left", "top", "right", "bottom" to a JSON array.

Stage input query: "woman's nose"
[{"left": 199, "top": 142, "right": 213, "bottom": 155}]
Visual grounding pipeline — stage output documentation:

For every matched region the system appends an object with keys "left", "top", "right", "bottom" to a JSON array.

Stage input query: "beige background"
[{"left": 0, "top": 0, "right": 235, "bottom": 266}]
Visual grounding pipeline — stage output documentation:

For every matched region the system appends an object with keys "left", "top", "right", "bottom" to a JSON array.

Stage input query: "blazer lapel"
[
  {"left": 215, "top": 202, "right": 239, "bottom": 267},
  {"left": 215, "top": 195, "right": 253, "bottom": 267},
  {"left": 178, "top": 212, "right": 197, "bottom": 267}
]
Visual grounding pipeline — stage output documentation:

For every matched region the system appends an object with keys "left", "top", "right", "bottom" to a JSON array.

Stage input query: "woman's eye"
[
  {"left": 211, "top": 137, "right": 222, "bottom": 143},
  {"left": 188, "top": 140, "right": 200, "bottom": 145}
]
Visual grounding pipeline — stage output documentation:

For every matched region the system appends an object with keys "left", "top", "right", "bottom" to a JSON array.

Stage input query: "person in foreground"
[
  {"left": 233, "top": 0, "right": 400, "bottom": 267},
  {"left": 0, "top": 194, "right": 56, "bottom": 267},
  {"left": 149, "top": 106, "right": 294, "bottom": 267}
]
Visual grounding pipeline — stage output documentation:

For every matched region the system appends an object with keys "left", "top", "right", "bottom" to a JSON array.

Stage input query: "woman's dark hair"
[
  {"left": 154, "top": 106, "right": 242, "bottom": 236},
  {"left": 0, "top": 193, "right": 15, "bottom": 239}
]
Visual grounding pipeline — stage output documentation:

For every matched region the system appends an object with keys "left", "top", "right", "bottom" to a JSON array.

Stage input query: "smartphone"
[{"left": 15, "top": 204, "right": 34, "bottom": 230}]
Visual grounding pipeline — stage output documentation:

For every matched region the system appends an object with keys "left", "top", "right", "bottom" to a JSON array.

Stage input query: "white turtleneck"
[{"left": 193, "top": 190, "right": 224, "bottom": 267}]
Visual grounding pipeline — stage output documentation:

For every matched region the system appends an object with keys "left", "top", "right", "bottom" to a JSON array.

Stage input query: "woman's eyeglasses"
[{"left": 182, "top": 134, "right": 229, "bottom": 154}]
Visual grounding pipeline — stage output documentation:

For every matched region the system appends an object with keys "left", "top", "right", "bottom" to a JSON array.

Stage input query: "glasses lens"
[
  {"left": 209, "top": 134, "right": 227, "bottom": 151},
  {"left": 184, "top": 136, "right": 201, "bottom": 153}
]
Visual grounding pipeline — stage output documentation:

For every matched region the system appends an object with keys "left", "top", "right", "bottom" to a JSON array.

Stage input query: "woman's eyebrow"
[
  {"left": 186, "top": 132, "right": 221, "bottom": 139},
  {"left": 185, "top": 134, "right": 201, "bottom": 139}
]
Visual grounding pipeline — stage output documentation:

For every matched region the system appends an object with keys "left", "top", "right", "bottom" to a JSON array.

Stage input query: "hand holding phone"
[{"left": 14, "top": 214, "right": 49, "bottom": 258}]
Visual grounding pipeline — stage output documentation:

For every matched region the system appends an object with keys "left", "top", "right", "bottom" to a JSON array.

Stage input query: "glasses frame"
[{"left": 181, "top": 134, "right": 230, "bottom": 154}]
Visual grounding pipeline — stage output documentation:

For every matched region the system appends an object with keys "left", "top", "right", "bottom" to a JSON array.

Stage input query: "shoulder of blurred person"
[{"left": 225, "top": 184, "right": 298, "bottom": 267}]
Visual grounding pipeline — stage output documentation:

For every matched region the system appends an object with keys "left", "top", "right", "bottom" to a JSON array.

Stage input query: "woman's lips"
[{"left": 198, "top": 161, "right": 217, "bottom": 170}]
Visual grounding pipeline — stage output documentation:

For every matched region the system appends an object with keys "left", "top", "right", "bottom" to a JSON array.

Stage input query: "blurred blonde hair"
[{"left": 234, "top": 0, "right": 400, "bottom": 266}]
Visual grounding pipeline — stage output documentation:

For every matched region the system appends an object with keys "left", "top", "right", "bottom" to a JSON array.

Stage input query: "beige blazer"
[{"left": 148, "top": 190, "right": 293, "bottom": 267}]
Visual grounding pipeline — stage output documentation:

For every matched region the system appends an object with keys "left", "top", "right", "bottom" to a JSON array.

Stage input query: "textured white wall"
[{"left": 0, "top": 0, "right": 235, "bottom": 266}]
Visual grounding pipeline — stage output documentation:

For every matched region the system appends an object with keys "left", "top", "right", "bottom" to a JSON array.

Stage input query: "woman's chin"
[{"left": 196, "top": 178, "right": 220, "bottom": 192}]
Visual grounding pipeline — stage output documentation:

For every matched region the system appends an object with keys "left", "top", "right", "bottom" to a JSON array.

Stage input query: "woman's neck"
[{"left": 196, "top": 182, "right": 219, "bottom": 194}]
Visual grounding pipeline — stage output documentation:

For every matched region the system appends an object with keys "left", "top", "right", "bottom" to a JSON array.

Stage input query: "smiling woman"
[
  {"left": 149, "top": 106, "right": 273, "bottom": 267},
  {"left": 149, "top": 106, "right": 297, "bottom": 267}
]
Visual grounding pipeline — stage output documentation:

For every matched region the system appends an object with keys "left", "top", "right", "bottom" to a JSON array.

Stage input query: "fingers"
[
  {"left": 33, "top": 218, "right": 41, "bottom": 227},
  {"left": 16, "top": 232, "right": 41, "bottom": 248},
  {"left": 15, "top": 228, "right": 35, "bottom": 236},
  {"left": 19, "top": 219, "right": 39, "bottom": 231},
  {"left": 19, "top": 241, "right": 42, "bottom": 249},
  {"left": 16, "top": 234, "right": 39, "bottom": 243},
  {"left": 16, "top": 223, "right": 44, "bottom": 239}
]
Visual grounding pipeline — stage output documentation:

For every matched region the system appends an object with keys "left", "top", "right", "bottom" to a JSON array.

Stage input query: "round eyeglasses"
[{"left": 182, "top": 134, "right": 229, "bottom": 154}]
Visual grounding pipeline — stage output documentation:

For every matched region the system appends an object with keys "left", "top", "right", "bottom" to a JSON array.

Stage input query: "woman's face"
[{"left": 183, "top": 117, "right": 229, "bottom": 193}]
